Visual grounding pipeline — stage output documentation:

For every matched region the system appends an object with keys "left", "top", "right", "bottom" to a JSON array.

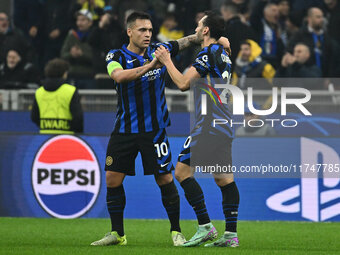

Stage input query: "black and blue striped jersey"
[
  {"left": 192, "top": 43, "right": 234, "bottom": 138},
  {"left": 106, "top": 41, "right": 179, "bottom": 133}
]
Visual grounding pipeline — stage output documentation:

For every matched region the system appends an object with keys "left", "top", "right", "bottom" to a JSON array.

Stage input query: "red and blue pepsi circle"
[{"left": 32, "top": 135, "right": 101, "bottom": 219}]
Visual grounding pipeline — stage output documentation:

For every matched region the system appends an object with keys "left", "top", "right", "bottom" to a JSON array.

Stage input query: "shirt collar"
[{"left": 308, "top": 26, "right": 324, "bottom": 35}]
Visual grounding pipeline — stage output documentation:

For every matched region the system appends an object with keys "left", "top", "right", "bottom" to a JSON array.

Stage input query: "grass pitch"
[{"left": 0, "top": 218, "right": 339, "bottom": 255}]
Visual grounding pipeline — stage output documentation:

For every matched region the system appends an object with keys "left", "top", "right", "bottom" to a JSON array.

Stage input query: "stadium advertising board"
[
  {"left": 0, "top": 134, "right": 339, "bottom": 221},
  {"left": 31, "top": 135, "right": 101, "bottom": 219}
]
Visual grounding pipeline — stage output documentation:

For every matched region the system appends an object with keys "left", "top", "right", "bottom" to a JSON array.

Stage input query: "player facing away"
[
  {"left": 155, "top": 11, "right": 240, "bottom": 247},
  {"left": 90, "top": 11, "right": 208, "bottom": 247}
]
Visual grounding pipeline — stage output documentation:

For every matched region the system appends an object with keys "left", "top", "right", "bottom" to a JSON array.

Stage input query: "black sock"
[
  {"left": 180, "top": 177, "right": 210, "bottom": 225},
  {"left": 107, "top": 185, "right": 126, "bottom": 236},
  {"left": 159, "top": 180, "right": 181, "bottom": 232},
  {"left": 220, "top": 181, "right": 239, "bottom": 233}
]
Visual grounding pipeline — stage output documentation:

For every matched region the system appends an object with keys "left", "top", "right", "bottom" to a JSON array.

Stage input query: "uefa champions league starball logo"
[{"left": 32, "top": 135, "right": 101, "bottom": 219}]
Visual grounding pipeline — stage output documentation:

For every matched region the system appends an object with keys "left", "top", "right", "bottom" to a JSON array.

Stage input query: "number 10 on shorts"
[{"left": 154, "top": 142, "right": 168, "bottom": 158}]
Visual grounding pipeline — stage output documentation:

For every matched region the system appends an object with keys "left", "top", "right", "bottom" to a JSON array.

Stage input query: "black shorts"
[
  {"left": 178, "top": 127, "right": 233, "bottom": 168},
  {"left": 105, "top": 129, "right": 174, "bottom": 176}
]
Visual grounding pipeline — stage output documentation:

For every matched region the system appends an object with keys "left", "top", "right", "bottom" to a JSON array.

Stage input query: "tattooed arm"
[
  {"left": 176, "top": 34, "right": 199, "bottom": 51},
  {"left": 176, "top": 35, "right": 231, "bottom": 55}
]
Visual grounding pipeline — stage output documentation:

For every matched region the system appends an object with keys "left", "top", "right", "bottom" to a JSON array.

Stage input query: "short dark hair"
[
  {"left": 240, "top": 40, "right": 251, "bottom": 47},
  {"left": 202, "top": 11, "right": 225, "bottom": 40},
  {"left": 295, "top": 42, "right": 311, "bottom": 53},
  {"left": 44, "top": 58, "right": 69, "bottom": 78},
  {"left": 126, "top": 11, "right": 151, "bottom": 28}
]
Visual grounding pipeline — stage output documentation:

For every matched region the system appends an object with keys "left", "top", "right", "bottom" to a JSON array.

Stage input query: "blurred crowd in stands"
[{"left": 0, "top": 0, "right": 340, "bottom": 90}]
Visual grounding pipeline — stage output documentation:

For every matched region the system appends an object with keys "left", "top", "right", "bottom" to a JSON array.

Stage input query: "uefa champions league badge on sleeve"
[
  {"left": 106, "top": 52, "right": 114, "bottom": 61},
  {"left": 31, "top": 135, "right": 101, "bottom": 219}
]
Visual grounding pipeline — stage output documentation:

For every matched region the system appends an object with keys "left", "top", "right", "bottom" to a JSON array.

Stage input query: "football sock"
[
  {"left": 180, "top": 177, "right": 210, "bottom": 225},
  {"left": 107, "top": 185, "right": 126, "bottom": 236},
  {"left": 159, "top": 180, "right": 181, "bottom": 232},
  {"left": 220, "top": 181, "right": 239, "bottom": 233}
]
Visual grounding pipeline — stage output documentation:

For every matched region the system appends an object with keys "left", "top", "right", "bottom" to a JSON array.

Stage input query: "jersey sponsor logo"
[
  {"left": 195, "top": 57, "right": 209, "bottom": 69},
  {"left": 221, "top": 54, "right": 231, "bottom": 64},
  {"left": 142, "top": 68, "right": 162, "bottom": 81},
  {"left": 127, "top": 59, "right": 137, "bottom": 64},
  {"left": 266, "top": 138, "right": 340, "bottom": 222},
  {"left": 32, "top": 135, "right": 101, "bottom": 219},
  {"left": 106, "top": 52, "right": 114, "bottom": 61}
]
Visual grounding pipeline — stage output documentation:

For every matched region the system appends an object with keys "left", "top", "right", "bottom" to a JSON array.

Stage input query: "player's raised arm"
[
  {"left": 177, "top": 34, "right": 230, "bottom": 54},
  {"left": 155, "top": 46, "right": 200, "bottom": 91},
  {"left": 176, "top": 34, "right": 199, "bottom": 51}
]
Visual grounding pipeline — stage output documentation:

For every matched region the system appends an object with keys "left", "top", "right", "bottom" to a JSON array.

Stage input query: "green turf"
[{"left": 0, "top": 218, "right": 339, "bottom": 255}]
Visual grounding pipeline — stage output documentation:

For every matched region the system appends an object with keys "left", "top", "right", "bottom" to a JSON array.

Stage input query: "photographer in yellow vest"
[{"left": 31, "top": 58, "right": 84, "bottom": 134}]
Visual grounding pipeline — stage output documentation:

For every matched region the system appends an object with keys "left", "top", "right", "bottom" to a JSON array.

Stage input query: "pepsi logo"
[{"left": 32, "top": 135, "right": 101, "bottom": 219}]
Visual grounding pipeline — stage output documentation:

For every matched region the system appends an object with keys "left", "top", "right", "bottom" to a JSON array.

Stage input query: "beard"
[
  {"left": 313, "top": 23, "right": 323, "bottom": 31},
  {"left": 196, "top": 29, "right": 204, "bottom": 43}
]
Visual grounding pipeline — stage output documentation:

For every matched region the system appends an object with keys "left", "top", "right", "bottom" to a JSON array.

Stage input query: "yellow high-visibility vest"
[{"left": 35, "top": 83, "right": 76, "bottom": 134}]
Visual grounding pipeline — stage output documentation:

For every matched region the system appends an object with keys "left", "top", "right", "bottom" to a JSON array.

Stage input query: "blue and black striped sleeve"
[
  {"left": 106, "top": 49, "right": 123, "bottom": 76},
  {"left": 192, "top": 48, "right": 211, "bottom": 77},
  {"left": 155, "top": 41, "right": 179, "bottom": 57}
]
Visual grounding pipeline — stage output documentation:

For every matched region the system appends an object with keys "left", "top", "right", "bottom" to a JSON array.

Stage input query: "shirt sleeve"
[
  {"left": 192, "top": 49, "right": 211, "bottom": 77},
  {"left": 30, "top": 97, "right": 40, "bottom": 128},
  {"left": 106, "top": 50, "right": 123, "bottom": 76},
  {"left": 70, "top": 89, "right": 84, "bottom": 133},
  {"left": 155, "top": 41, "right": 179, "bottom": 57}
]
